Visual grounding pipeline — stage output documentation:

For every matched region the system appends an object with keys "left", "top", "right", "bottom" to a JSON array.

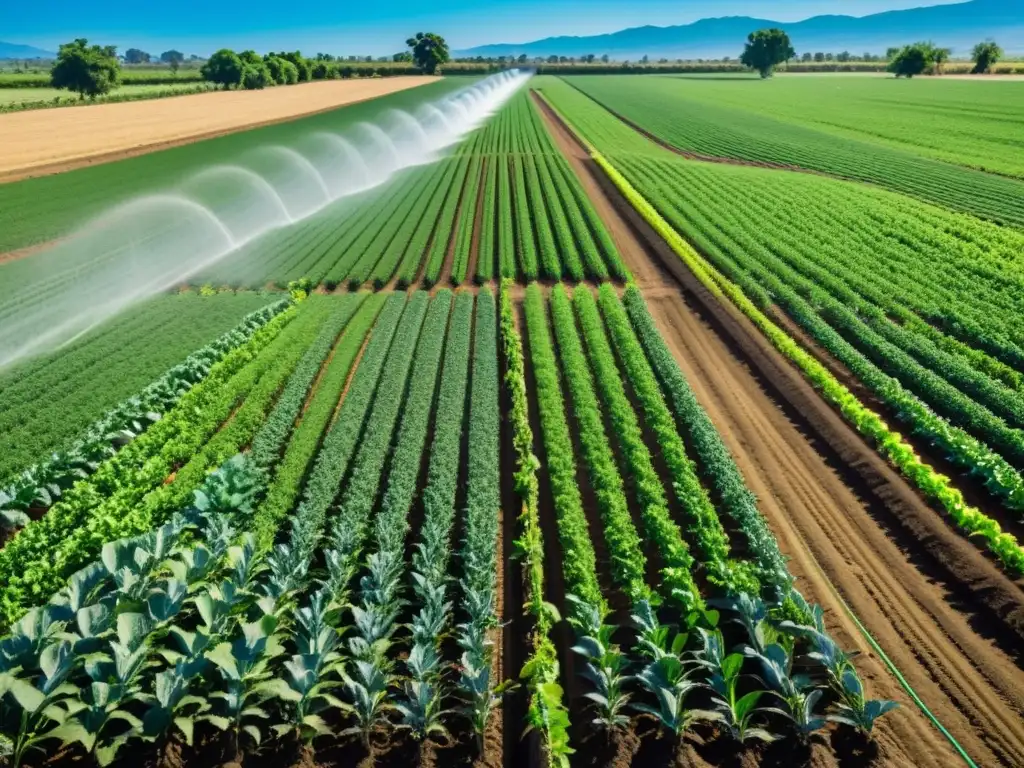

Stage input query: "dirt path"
[
  {"left": 0, "top": 77, "right": 433, "bottom": 183},
  {"left": 532, "top": 84, "right": 1024, "bottom": 767}
]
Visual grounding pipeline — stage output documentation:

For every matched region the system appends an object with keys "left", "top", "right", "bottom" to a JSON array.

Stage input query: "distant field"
[
  {"left": 0, "top": 81, "right": 210, "bottom": 106},
  {"left": 562, "top": 73, "right": 1024, "bottom": 226}
]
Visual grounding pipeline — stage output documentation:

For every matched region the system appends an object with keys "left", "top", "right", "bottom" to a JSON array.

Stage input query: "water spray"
[{"left": 0, "top": 70, "right": 531, "bottom": 369}]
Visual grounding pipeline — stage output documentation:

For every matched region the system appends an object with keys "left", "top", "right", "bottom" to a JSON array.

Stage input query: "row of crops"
[
  {"left": 194, "top": 89, "right": 628, "bottom": 290},
  {"left": 504, "top": 283, "right": 893, "bottom": 765},
  {"left": 573, "top": 75, "right": 1024, "bottom": 180},
  {"left": 556, "top": 75, "right": 1024, "bottom": 229},
  {"left": 536, "top": 78, "right": 1024, "bottom": 574},
  {"left": 0, "top": 288, "right": 508, "bottom": 767},
  {"left": 0, "top": 282, "right": 894, "bottom": 766},
  {"left": 0, "top": 80, "right": 466, "bottom": 255}
]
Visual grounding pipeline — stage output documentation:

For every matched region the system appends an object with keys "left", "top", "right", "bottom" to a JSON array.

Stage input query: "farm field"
[
  {"left": 0, "top": 76, "right": 441, "bottom": 251},
  {"left": 2, "top": 66, "right": 1024, "bottom": 768},
  {"left": 0, "top": 83, "right": 212, "bottom": 107},
  {"left": 537, "top": 76, "right": 1024, "bottom": 541},
  {"left": 560, "top": 74, "right": 1024, "bottom": 227},
  {"left": 198, "top": 89, "right": 628, "bottom": 289},
  {"left": 0, "top": 292, "right": 276, "bottom": 483},
  {"left": 581, "top": 74, "right": 1024, "bottom": 178}
]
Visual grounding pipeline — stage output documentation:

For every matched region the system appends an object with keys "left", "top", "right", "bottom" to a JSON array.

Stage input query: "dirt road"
[
  {"left": 0, "top": 77, "right": 432, "bottom": 182},
  {"left": 533, "top": 85, "right": 1024, "bottom": 767}
]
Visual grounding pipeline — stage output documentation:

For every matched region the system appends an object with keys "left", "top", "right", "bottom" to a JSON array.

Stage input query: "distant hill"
[
  {"left": 455, "top": 0, "right": 1024, "bottom": 60},
  {"left": 0, "top": 42, "right": 56, "bottom": 60}
]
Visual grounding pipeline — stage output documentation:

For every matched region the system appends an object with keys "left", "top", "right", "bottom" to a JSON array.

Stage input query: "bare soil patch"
[{"left": 0, "top": 77, "right": 433, "bottom": 182}]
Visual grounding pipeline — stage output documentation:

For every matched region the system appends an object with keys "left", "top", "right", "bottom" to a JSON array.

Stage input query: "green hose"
[{"left": 800, "top": 544, "right": 978, "bottom": 768}]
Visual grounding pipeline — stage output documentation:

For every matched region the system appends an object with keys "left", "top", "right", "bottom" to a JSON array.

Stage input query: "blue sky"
[{"left": 2, "top": 1, "right": 963, "bottom": 56}]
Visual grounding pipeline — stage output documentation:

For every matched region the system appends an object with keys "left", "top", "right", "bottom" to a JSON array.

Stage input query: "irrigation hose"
[
  {"left": 531, "top": 89, "right": 982, "bottom": 767},
  {"left": 797, "top": 538, "right": 978, "bottom": 768}
]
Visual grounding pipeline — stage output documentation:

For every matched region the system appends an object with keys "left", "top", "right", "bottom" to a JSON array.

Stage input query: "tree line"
[
  {"left": 739, "top": 29, "right": 1005, "bottom": 78},
  {"left": 46, "top": 33, "right": 451, "bottom": 99}
]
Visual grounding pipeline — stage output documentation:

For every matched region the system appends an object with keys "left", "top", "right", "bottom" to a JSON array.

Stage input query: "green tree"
[
  {"left": 50, "top": 38, "right": 121, "bottom": 99},
  {"left": 271, "top": 51, "right": 312, "bottom": 81},
  {"left": 201, "top": 48, "right": 243, "bottom": 89},
  {"left": 406, "top": 32, "right": 450, "bottom": 74},
  {"left": 242, "top": 63, "right": 271, "bottom": 90},
  {"left": 264, "top": 55, "right": 287, "bottom": 84},
  {"left": 310, "top": 60, "right": 334, "bottom": 80},
  {"left": 238, "top": 50, "right": 262, "bottom": 67},
  {"left": 740, "top": 28, "right": 795, "bottom": 78},
  {"left": 972, "top": 41, "right": 1003, "bottom": 74},
  {"left": 160, "top": 49, "right": 185, "bottom": 75},
  {"left": 124, "top": 48, "right": 150, "bottom": 64},
  {"left": 887, "top": 43, "right": 931, "bottom": 78},
  {"left": 392, "top": 51, "right": 413, "bottom": 63},
  {"left": 931, "top": 45, "right": 951, "bottom": 74}
]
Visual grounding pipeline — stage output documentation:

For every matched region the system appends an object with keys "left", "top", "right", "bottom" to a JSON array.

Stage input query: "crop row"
[
  {"left": 499, "top": 282, "right": 572, "bottom": 767},
  {"left": 0, "top": 294, "right": 279, "bottom": 486},
  {"left": 0, "top": 299, "right": 304, "bottom": 629},
  {"left": 621, "top": 155, "right": 1024, "bottom": 517},
  {"left": 539, "top": 77, "right": 1024, "bottom": 571},
  {"left": 0, "top": 283, "right": 900, "bottom": 764},
  {"left": 252, "top": 293, "right": 386, "bottom": 549}
]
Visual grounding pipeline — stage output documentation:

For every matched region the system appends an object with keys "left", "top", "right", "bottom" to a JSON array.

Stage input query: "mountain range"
[
  {"left": 455, "top": 0, "right": 1024, "bottom": 60},
  {"left": 0, "top": 42, "right": 56, "bottom": 60}
]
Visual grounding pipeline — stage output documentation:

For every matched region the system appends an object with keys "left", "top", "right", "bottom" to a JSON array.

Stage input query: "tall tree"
[
  {"left": 972, "top": 41, "right": 1003, "bottom": 74},
  {"left": 406, "top": 32, "right": 450, "bottom": 75},
  {"left": 201, "top": 49, "right": 244, "bottom": 89},
  {"left": 740, "top": 28, "right": 795, "bottom": 78},
  {"left": 887, "top": 43, "right": 931, "bottom": 78},
  {"left": 124, "top": 48, "right": 151, "bottom": 64},
  {"left": 50, "top": 38, "right": 121, "bottom": 99}
]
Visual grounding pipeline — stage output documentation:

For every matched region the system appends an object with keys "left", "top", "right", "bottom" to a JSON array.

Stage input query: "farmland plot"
[
  {"left": 0, "top": 293, "right": 275, "bottom": 484},
  {"left": 561, "top": 74, "right": 1024, "bottom": 228}
]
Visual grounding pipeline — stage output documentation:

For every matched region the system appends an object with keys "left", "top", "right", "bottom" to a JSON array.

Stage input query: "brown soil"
[
  {"left": 434, "top": 163, "right": 472, "bottom": 291},
  {"left": 329, "top": 329, "right": 372, "bottom": 426},
  {"left": 0, "top": 77, "right": 433, "bottom": 183},
  {"left": 536, "top": 84, "right": 1024, "bottom": 767},
  {"left": 0, "top": 238, "right": 62, "bottom": 265},
  {"left": 466, "top": 158, "right": 486, "bottom": 285}
]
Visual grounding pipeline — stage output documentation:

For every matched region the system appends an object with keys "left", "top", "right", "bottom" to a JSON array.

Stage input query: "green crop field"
[
  {"left": 0, "top": 292, "right": 275, "bottom": 483},
  {"left": 0, "top": 82, "right": 212, "bottom": 107},
  {"left": 540, "top": 73, "right": 1024, "bottom": 561},
  {"left": 561, "top": 74, "right": 1024, "bottom": 227},
  {"left": 3, "top": 66, "right": 1024, "bottom": 768}
]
